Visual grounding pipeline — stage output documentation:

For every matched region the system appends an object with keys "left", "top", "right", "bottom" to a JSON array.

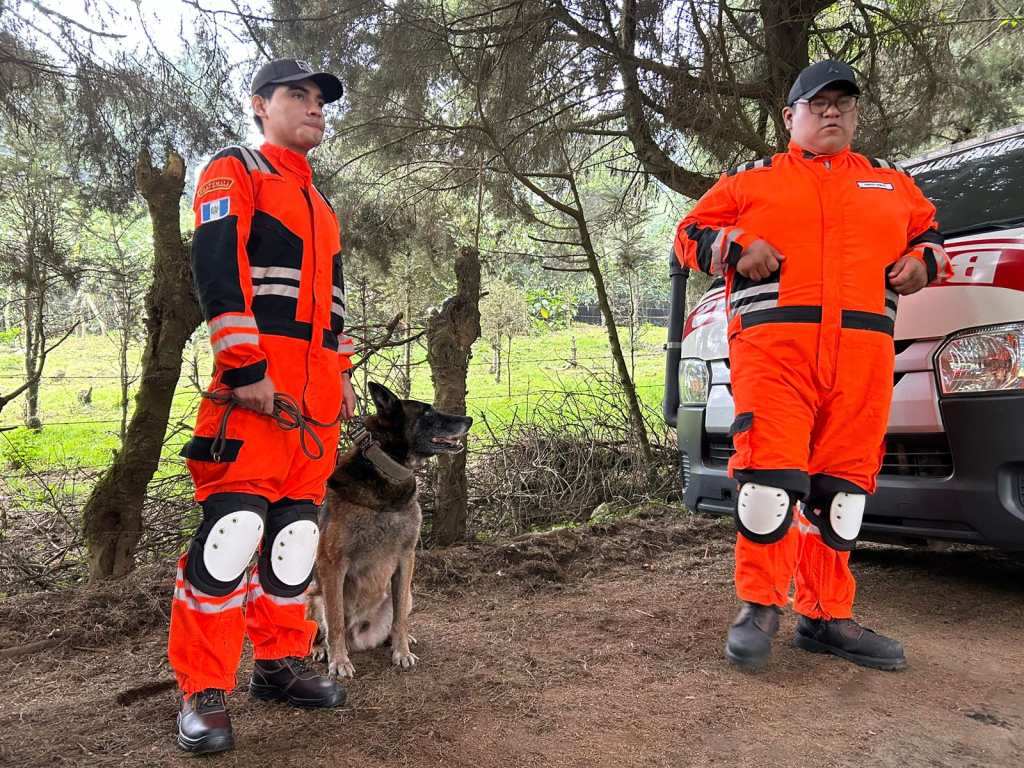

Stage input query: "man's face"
[
  {"left": 253, "top": 79, "right": 326, "bottom": 154},
  {"left": 783, "top": 87, "right": 858, "bottom": 155}
]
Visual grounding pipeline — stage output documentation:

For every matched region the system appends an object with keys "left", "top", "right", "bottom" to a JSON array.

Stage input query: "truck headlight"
[
  {"left": 679, "top": 358, "right": 710, "bottom": 405},
  {"left": 936, "top": 322, "right": 1024, "bottom": 395}
]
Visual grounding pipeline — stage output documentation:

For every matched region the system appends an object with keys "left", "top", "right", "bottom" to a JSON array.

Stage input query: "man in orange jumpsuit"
[
  {"left": 675, "top": 61, "right": 951, "bottom": 672},
  {"left": 169, "top": 59, "right": 356, "bottom": 754}
]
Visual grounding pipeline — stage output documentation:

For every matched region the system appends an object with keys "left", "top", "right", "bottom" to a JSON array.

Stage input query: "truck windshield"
[{"left": 909, "top": 134, "right": 1024, "bottom": 237}]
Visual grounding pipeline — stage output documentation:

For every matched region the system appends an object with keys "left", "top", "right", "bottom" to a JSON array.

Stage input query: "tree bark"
[
  {"left": 82, "top": 149, "right": 202, "bottom": 581},
  {"left": 426, "top": 247, "right": 481, "bottom": 546}
]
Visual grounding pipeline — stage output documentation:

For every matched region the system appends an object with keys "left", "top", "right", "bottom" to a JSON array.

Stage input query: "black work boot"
[
  {"left": 176, "top": 688, "right": 234, "bottom": 754},
  {"left": 794, "top": 616, "right": 906, "bottom": 671},
  {"left": 250, "top": 656, "right": 347, "bottom": 708},
  {"left": 725, "top": 601, "right": 781, "bottom": 671}
]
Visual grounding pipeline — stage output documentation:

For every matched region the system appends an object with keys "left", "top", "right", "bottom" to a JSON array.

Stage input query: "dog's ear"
[{"left": 368, "top": 381, "right": 400, "bottom": 415}]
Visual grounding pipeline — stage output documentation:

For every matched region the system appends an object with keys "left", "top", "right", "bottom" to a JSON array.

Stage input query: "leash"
[
  {"left": 201, "top": 389, "right": 338, "bottom": 462},
  {"left": 201, "top": 387, "right": 414, "bottom": 484}
]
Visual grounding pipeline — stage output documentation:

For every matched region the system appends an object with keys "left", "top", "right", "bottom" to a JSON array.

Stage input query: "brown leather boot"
[
  {"left": 176, "top": 688, "right": 234, "bottom": 754},
  {"left": 249, "top": 656, "right": 347, "bottom": 708}
]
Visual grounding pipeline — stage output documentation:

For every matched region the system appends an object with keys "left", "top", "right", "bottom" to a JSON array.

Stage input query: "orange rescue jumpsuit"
[
  {"left": 675, "top": 141, "right": 950, "bottom": 619},
  {"left": 168, "top": 143, "right": 353, "bottom": 694}
]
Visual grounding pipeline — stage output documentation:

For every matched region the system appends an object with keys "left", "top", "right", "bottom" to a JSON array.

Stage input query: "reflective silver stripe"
[
  {"left": 250, "top": 149, "right": 274, "bottom": 175},
  {"left": 874, "top": 157, "right": 892, "bottom": 169},
  {"left": 250, "top": 266, "right": 302, "bottom": 281},
  {"left": 232, "top": 146, "right": 259, "bottom": 172},
  {"left": 729, "top": 284, "right": 778, "bottom": 303},
  {"left": 212, "top": 332, "right": 260, "bottom": 354},
  {"left": 734, "top": 298, "right": 780, "bottom": 315},
  {"left": 885, "top": 289, "right": 899, "bottom": 321},
  {"left": 248, "top": 583, "right": 308, "bottom": 606},
  {"left": 797, "top": 520, "right": 821, "bottom": 536},
  {"left": 338, "top": 339, "right": 355, "bottom": 353},
  {"left": 208, "top": 314, "right": 257, "bottom": 335},
  {"left": 252, "top": 284, "right": 300, "bottom": 299},
  {"left": 332, "top": 286, "right": 345, "bottom": 302},
  {"left": 751, "top": 158, "right": 767, "bottom": 170},
  {"left": 709, "top": 229, "right": 726, "bottom": 275},
  {"left": 173, "top": 587, "right": 247, "bottom": 614},
  {"left": 331, "top": 302, "right": 345, "bottom": 317}
]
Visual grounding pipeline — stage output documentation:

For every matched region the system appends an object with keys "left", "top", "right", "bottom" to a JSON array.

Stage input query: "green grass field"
[{"left": 0, "top": 324, "right": 668, "bottom": 474}]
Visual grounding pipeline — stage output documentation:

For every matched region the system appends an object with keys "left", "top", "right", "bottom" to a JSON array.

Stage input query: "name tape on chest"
[
  {"left": 200, "top": 197, "right": 230, "bottom": 224},
  {"left": 857, "top": 181, "right": 894, "bottom": 190}
]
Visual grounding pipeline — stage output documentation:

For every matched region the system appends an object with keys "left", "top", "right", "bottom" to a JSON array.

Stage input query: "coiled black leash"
[{"left": 201, "top": 389, "right": 339, "bottom": 462}]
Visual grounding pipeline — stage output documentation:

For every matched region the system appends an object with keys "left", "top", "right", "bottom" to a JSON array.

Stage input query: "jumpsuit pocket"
[
  {"left": 180, "top": 436, "right": 244, "bottom": 463},
  {"left": 729, "top": 411, "right": 754, "bottom": 468}
]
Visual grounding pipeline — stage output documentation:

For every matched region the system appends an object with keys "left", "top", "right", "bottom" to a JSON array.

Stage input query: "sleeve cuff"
[
  {"left": 733, "top": 230, "right": 758, "bottom": 251},
  {"left": 222, "top": 359, "right": 268, "bottom": 388}
]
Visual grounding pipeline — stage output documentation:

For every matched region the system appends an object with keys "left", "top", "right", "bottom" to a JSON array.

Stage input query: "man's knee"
[
  {"left": 733, "top": 469, "right": 808, "bottom": 544},
  {"left": 806, "top": 476, "right": 868, "bottom": 551},
  {"left": 185, "top": 493, "right": 268, "bottom": 596},
  {"left": 258, "top": 500, "right": 321, "bottom": 598}
]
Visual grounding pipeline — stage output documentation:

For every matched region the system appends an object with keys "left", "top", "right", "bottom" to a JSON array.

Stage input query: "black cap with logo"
[
  {"left": 787, "top": 60, "right": 860, "bottom": 106},
  {"left": 250, "top": 58, "right": 344, "bottom": 103}
]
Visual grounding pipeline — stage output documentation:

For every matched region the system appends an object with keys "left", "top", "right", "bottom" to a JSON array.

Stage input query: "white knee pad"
[
  {"left": 819, "top": 492, "right": 866, "bottom": 551},
  {"left": 269, "top": 519, "right": 320, "bottom": 587},
  {"left": 735, "top": 483, "right": 795, "bottom": 544},
  {"left": 200, "top": 509, "right": 263, "bottom": 587}
]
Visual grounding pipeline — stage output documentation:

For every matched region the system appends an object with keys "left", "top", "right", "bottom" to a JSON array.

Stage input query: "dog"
[{"left": 307, "top": 381, "right": 472, "bottom": 677}]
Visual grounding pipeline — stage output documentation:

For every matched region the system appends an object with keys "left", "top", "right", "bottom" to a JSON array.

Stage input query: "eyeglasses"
[{"left": 795, "top": 94, "right": 859, "bottom": 114}]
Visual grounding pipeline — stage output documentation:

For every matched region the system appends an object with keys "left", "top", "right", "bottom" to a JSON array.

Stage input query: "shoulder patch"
[
  {"left": 200, "top": 197, "right": 230, "bottom": 224},
  {"left": 196, "top": 177, "right": 234, "bottom": 199},
  {"left": 726, "top": 156, "right": 773, "bottom": 176},
  {"left": 868, "top": 157, "right": 909, "bottom": 175}
]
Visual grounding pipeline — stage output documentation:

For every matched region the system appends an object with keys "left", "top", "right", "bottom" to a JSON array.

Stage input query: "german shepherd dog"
[{"left": 308, "top": 382, "right": 472, "bottom": 677}]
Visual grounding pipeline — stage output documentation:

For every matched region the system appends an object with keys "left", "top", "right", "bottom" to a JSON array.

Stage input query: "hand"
[
  {"left": 888, "top": 255, "right": 929, "bottom": 295},
  {"left": 341, "top": 372, "right": 357, "bottom": 421},
  {"left": 232, "top": 376, "right": 276, "bottom": 415},
  {"left": 735, "top": 239, "right": 785, "bottom": 281}
]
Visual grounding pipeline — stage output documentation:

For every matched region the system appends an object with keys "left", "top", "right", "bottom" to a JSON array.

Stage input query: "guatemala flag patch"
[{"left": 200, "top": 197, "right": 230, "bottom": 223}]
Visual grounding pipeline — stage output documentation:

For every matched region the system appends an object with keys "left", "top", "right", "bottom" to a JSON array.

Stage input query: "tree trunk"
[
  {"left": 491, "top": 337, "right": 501, "bottom": 383},
  {"left": 83, "top": 149, "right": 202, "bottom": 581},
  {"left": 580, "top": 230, "right": 654, "bottom": 466},
  {"left": 426, "top": 247, "right": 481, "bottom": 546},
  {"left": 22, "top": 289, "right": 41, "bottom": 429}
]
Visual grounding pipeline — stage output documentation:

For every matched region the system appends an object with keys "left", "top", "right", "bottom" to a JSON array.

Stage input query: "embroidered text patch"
[
  {"left": 196, "top": 177, "right": 233, "bottom": 199},
  {"left": 857, "top": 181, "right": 894, "bottom": 190}
]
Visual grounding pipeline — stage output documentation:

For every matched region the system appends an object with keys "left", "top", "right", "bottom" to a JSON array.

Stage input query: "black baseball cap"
[
  {"left": 787, "top": 60, "right": 860, "bottom": 106},
  {"left": 250, "top": 58, "right": 344, "bottom": 103}
]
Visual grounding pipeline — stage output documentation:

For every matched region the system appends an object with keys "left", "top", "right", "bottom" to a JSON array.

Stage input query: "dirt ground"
[{"left": 2, "top": 508, "right": 1022, "bottom": 768}]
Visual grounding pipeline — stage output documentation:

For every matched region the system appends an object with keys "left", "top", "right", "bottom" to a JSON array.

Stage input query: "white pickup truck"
[{"left": 664, "top": 124, "right": 1024, "bottom": 549}]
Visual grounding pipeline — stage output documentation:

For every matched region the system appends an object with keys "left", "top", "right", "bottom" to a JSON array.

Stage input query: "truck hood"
[{"left": 679, "top": 227, "right": 1024, "bottom": 360}]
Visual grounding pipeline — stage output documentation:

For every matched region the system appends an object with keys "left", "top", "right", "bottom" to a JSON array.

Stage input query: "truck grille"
[{"left": 704, "top": 433, "right": 953, "bottom": 479}]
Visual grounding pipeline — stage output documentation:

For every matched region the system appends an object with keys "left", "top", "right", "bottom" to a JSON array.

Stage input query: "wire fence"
[{"left": 0, "top": 340, "right": 678, "bottom": 594}]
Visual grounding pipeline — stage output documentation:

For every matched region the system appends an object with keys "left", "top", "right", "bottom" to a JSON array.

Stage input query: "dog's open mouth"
[{"left": 431, "top": 435, "right": 466, "bottom": 452}]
